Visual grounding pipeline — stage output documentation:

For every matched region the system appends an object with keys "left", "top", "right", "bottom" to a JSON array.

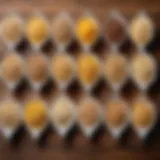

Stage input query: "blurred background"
[{"left": 0, "top": 0, "right": 159, "bottom": 160}]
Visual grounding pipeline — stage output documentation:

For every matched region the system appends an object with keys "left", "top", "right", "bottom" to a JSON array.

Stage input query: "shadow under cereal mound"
[
  {"left": 63, "top": 125, "right": 78, "bottom": 143},
  {"left": 41, "top": 78, "right": 57, "bottom": 99},
  {"left": 143, "top": 119, "right": 160, "bottom": 147},
  {"left": 15, "top": 38, "right": 30, "bottom": 55},
  {"left": 41, "top": 39, "right": 55, "bottom": 56},
  {"left": 67, "top": 39, "right": 81, "bottom": 55},
  {"left": 66, "top": 79, "right": 84, "bottom": 101},
  {"left": 37, "top": 125, "right": 52, "bottom": 147},
  {"left": 121, "top": 80, "right": 140, "bottom": 101},
  {"left": 148, "top": 68, "right": 160, "bottom": 94},
  {"left": 90, "top": 124, "right": 106, "bottom": 143},
  {"left": 14, "top": 78, "right": 31, "bottom": 100},
  {"left": 92, "top": 78, "right": 111, "bottom": 101},
  {"left": 10, "top": 125, "right": 25, "bottom": 147},
  {"left": 92, "top": 36, "right": 108, "bottom": 54},
  {"left": 146, "top": 29, "right": 160, "bottom": 52},
  {"left": 120, "top": 38, "right": 136, "bottom": 55},
  {"left": 119, "top": 127, "right": 130, "bottom": 147}
]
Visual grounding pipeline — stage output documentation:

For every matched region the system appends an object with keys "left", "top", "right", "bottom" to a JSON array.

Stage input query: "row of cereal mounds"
[
  {"left": 0, "top": 52, "right": 157, "bottom": 92},
  {"left": 0, "top": 95, "right": 157, "bottom": 140},
  {"left": 0, "top": 11, "right": 154, "bottom": 52}
]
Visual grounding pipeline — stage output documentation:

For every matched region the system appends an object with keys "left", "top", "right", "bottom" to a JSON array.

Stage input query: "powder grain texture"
[
  {"left": 76, "top": 17, "right": 99, "bottom": 44},
  {"left": 78, "top": 54, "right": 100, "bottom": 85},
  {"left": 130, "top": 14, "right": 153, "bottom": 46},
  {"left": 1, "top": 16, "right": 23, "bottom": 42},
  {"left": 52, "top": 14, "right": 73, "bottom": 44},
  {"left": 0, "top": 101, "right": 21, "bottom": 128},
  {"left": 104, "top": 53, "right": 127, "bottom": 84},
  {"left": 79, "top": 99, "right": 100, "bottom": 126},
  {"left": 1, "top": 54, "right": 24, "bottom": 81},
  {"left": 51, "top": 54, "right": 74, "bottom": 83},
  {"left": 26, "top": 16, "right": 48, "bottom": 44},
  {"left": 27, "top": 55, "right": 48, "bottom": 82},
  {"left": 132, "top": 99, "right": 154, "bottom": 127},
  {"left": 105, "top": 99, "right": 127, "bottom": 127},
  {"left": 24, "top": 100, "right": 47, "bottom": 128},
  {"left": 50, "top": 97, "right": 74, "bottom": 127}
]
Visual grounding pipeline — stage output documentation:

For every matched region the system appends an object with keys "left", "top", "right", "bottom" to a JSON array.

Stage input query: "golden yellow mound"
[
  {"left": 79, "top": 99, "right": 100, "bottom": 126},
  {"left": 0, "top": 101, "right": 21, "bottom": 128},
  {"left": 24, "top": 100, "right": 47, "bottom": 128},
  {"left": 105, "top": 99, "right": 127, "bottom": 127},
  {"left": 104, "top": 54, "right": 127, "bottom": 84},
  {"left": 52, "top": 14, "right": 73, "bottom": 44},
  {"left": 130, "top": 15, "right": 153, "bottom": 46},
  {"left": 26, "top": 16, "right": 48, "bottom": 44},
  {"left": 1, "top": 54, "right": 23, "bottom": 81},
  {"left": 76, "top": 17, "right": 99, "bottom": 44},
  {"left": 27, "top": 55, "right": 48, "bottom": 82},
  {"left": 50, "top": 97, "right": 73, "bottom": 126},
  {"left": 51, "top": 54, "right": 74, "bottom": 82},
  {"left": 132, "top": 99, "right": 154, "bottom": 127},
  {"left": 78, "top": 54, "right": 100, "bottom": 85},
  {"left": 1, "top": 16, "right": 23, "bottom": 42},
  {"left": 131, "top": 54, "right": 155, "bottom": 85}
]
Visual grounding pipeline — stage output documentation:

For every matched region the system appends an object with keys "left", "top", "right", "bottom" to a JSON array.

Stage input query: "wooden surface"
[{"left": 0, "top": 0, "right": 160, "bottom": 160}]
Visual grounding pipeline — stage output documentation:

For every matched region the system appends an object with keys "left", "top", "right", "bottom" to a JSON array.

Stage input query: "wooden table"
[{"left": 0, "top": 0, "right": 159, "bottom": 159}]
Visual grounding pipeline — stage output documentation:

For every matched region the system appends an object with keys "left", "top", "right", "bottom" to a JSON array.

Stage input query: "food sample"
[
  {"left": 76, "top": 16, "right": 99, "bottom": 45},
  {"left": 129, "top": 13, "right": 153, "bottom": 46},
  {"left": 51, "top": 54, "right": 75, "bottom": 85},
  {"left": 132, "top": 98, "right": 154, "bottom": 128},
  {"left": 131, "top": 53, "right": 155, "bottom": 88},
  {"left": 1, "top": 54, "right": 24, "bottom": 82},
  {"left": 104, "top": 99, "right": 128, "bottom": 127},
  {"left": 52, "top": 14, "right": 73, "bottom": 45},
  {"left": 0, "top": 100, "right": 21, "bottom": 128},
  {"left": 50, "top": 97, "right": 74, "bottom": 127},
  {"left": 78, "top": 98, "right": 101, "bottom": 126},
  {"left": 104, "top": 53, "right": 127, "bottom": 85},
  {"left": 26, "top": 16, "right": 49, "bottom": 45},
  {"left": 106, "top": 12, "right": 126, "bottom": 43},
  {"left": 78, "top": 54, "right": 100, "bottom": 87},
  {"left": 24, "top": 99, "right": 48, "bottom": 128},
  {"left": 26, "top": 55, "right": 48, "bottom": 83},
  {"left": 0, "top": 15, "right": 23, "bottom": 43}
]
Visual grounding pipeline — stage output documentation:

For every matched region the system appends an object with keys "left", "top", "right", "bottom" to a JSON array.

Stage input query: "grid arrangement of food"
[{"left": 0, "top": 10, "right": 159, "bottom": 143}]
